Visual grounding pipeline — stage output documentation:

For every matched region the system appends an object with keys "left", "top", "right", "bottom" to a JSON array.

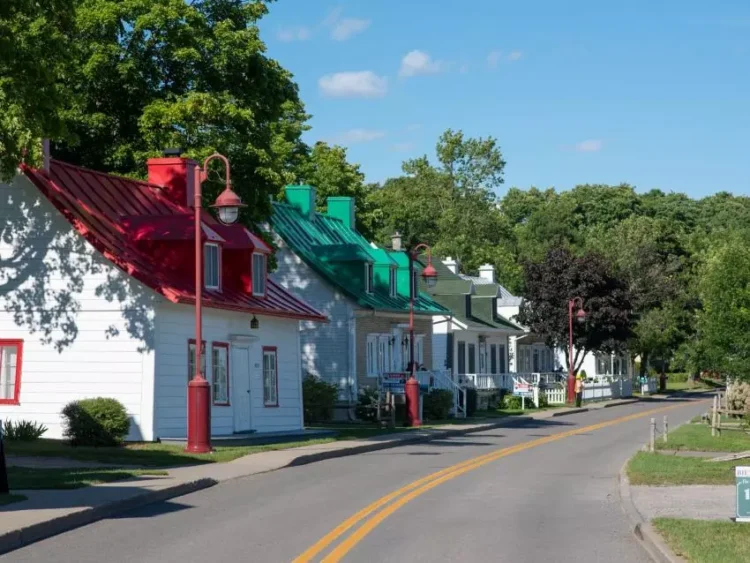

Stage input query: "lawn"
[
  {"left": 627, "top": 452, "right": 736, "bottom": 486},
  {"left": 656, "top": 422, "right": 750, "bottom": 453},
  {"left": 666, "top": 379, "right": 722, "bottom": 392},
  {"left": 653, "top": 518, "right": 750, "bottom": 563},
  {"left": 7, "top": 467, "right": 168, "bottom": 490},
  {"left": 0, "top": 493, "right": 26, "bottom": 506}
]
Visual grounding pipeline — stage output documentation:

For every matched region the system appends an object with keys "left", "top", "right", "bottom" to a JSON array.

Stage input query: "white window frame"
[
  {"left": 204, "top": 243, "right": 221, "bottom": 290},
  {"left": 211, "top": 343, "right": 229, "bottom": 406},
  {"left": 252, "top": 252, "right": 267, "bottom": 296},
  {"left": 365, "top": 263, "right": 373, "bottom": 294},
  {"left": 262, "top": 347, "right": 278, "bottom": 407},
  {"left": 389, "top": 267, "right": 397, "bottom": 297},
  {"left": 188, "top": 340, "right": 207, "bottom": 382},
  {"left": 0, "top": 341, "right": 22, "bottom": 404},
  {"left": 414, "top": 335, "right": 425, "bottom": 369},
  {"left": 366, "top": 335, "right": 378, "bottom": 377}
]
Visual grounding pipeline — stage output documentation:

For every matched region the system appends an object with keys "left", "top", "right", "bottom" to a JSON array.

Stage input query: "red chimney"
[{"left": 147, "top": 149, "right": 198, "bottom": 208}]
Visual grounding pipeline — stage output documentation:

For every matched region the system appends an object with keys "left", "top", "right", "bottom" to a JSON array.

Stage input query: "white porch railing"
[
  {"left": 459, "top": 373, "right": 565, "bottom": 391},
  {"left": 417, "top": 370, "right": 467, "bottom": 418},
  {"left": 582, "top": 378, "right": 634, "bottom": 401}
]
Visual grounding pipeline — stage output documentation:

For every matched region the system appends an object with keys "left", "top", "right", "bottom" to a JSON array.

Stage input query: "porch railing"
[{"left": 459, "top": 372, "right": 565, "bottom": 391}]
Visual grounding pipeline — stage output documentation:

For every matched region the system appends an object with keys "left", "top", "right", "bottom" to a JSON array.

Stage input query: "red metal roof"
[{"left": 22, "top": 160, "right": 326, "bottom": 322}]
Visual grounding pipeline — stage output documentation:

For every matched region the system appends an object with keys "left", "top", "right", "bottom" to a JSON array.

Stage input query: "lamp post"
[
  {"left": 186, "top": 153, "right": 245, "bottom": 454},
  {"left": 405, "top": 243, "right": 438, "bottom": 427},
  {"left": 567, "top": 297, "right": 587, "bottom": 404}
]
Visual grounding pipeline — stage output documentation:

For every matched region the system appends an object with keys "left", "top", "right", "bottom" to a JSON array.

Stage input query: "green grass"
[
  {"left": 7, "top": 467, "right": 168, "bottom": 490},
  {"left": 5, "top": 438, "right": 338, "bottom": 468},
  {"left": 667, "top": 379, "right": 722, "bottom": 392},
  {"left": 653, "top": 518, "right": 750, "bottom": 563},
  {"left": 0, "top": 493, "right": 26, "bottom": 505},
  {"left": 656, "top": 422, "right": 750, "bottom": 453},
  {"left": 627, "top": 452, "right": 736, "bottom": 485}
]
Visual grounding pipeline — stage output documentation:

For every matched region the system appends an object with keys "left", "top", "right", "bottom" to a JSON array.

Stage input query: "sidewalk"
[{"left": 0, "top": 397, "right": 638, "bottom": 554}]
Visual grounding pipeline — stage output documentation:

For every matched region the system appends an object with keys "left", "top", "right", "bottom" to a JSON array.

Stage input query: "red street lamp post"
[
  {"left": 567, "top": 296, "right": 587, "bottom": 404},
  {"left": 405, "top": 244, "right": 438, "bottom": 427},
  {"left": 186, "top": 153, "right": 246, "bottom": 454}
]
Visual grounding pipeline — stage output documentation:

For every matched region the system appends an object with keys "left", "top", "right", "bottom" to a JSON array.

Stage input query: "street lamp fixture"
[
  {"left": 186, "top": 152, "right": 246, "bottom": 454},
  {"left": 567, "top": 296, "right": 586, "bottom": 404}
]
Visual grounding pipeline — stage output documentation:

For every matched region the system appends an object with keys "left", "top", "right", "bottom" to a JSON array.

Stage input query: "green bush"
[
  {"left": 667, "top": 372, "right": 689, "bottom": 382},
  {"left": 356, "top": 387, "right": 380, "bottom": 422},
  {"left": 534, "top": 392, "right": 549, "bottom": 409},
  {"left": 61, "top": 397, "right": 130, "bottom": 446},
  {"left": 465, "top": 388, "right": 478, "bottom": 417},
  {"left": 504, "top": 394, "right": 536, "bottom": 410},
  {"left": 423, "top": 389, "right": 454, "bottom": 421},
  {"left": 2, "top": 419, "right": 47, "bottom": 441},
  {"left": 302, "top": 375, "right": 339, "bottom": 423}
]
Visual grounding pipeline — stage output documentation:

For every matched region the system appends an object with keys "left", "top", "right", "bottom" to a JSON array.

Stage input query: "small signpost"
[
  {"left": 381, "top": 372, "right": 406, "bottom": 395},
  {"left": 736, "top": 467, "right": 750, "bottom": 522},
  {"left": 513, "top": 380, "right": 533, "bottom": 410}
]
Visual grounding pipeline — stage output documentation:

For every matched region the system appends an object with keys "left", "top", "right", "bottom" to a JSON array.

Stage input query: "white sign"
[{"left": 513, "top": 381, "right": 532, "bottom": 397}]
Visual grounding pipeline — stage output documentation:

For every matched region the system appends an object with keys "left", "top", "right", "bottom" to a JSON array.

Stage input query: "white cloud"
[
  {"left": 487, "top": 50, "right": 503, "bottom": 68},
  {"left": 318, "top": 71, "right": 388, "bottom": 98},
  {"left": 507, "top": 50, "right": 523, "bottom": 61},
  {"left": 329, "top": 129, "right": 386, "bottom": 144},
  {"left": 399, "top": 50, "right": 444, "bottom": 77},
  {"left": 277, "top": 26, "right": 311, "bottom": 42},
  {"left": 331, "top": 18, "right": 371, "bottom": 41},
  {"left": 574, "top": 139, "right": 604, "bottom": 152},
  {"left": 391, "top": 142, "right": 415, "bottom": 152}
]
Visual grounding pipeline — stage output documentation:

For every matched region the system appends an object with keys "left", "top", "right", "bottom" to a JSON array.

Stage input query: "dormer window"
[
  {"left": 204, "top": 243, "right": 220, "bottom": 290},
  {"left": 389, "top": 267, "right": 397, "bottom": 297},
  {"left": 365, "top": 263, "right": 373, "bottom": 294},
  {"left": 252, "top": 252, "right": 267, "bottom": 296}
]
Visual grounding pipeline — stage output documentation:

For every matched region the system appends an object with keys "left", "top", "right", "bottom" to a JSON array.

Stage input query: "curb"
[{"left": 0, "top": 478, "right": 217, "bottom": 556}]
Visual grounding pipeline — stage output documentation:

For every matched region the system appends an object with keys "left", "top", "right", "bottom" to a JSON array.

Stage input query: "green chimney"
[
  {"left": 327, "top": 197, "right": 355, "bottom": 230},
  {"left": 285, "top": 185, "right": 317, "bottom": 219}
]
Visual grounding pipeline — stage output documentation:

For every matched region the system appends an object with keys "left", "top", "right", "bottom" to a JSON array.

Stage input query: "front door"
[{"left": 232, "top": 345, "right": 252, "bottom": 432}]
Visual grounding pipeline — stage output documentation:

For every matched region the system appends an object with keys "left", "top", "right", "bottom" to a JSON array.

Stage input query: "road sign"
[
  {"left": 513, "top": 381, "right": 533, "bottom": 397},
  {"left": 380, "top": 373, "right": 406, "bottom": 395},
  {"left": 736, "top": 467, "right": 750, "bottom": 522}
]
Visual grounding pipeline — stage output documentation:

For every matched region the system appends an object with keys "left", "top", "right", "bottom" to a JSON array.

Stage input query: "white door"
[{"left": 232, "top": 345, "right": 252, "bottom": 432}]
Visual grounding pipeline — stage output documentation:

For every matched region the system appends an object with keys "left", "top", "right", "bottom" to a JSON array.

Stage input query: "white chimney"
[
  {"left": 479, "top": 263, "right": 495, "bottom": 283},
  {"left": 443, "top": 257, "right": 460, "bottom": 274},
  {"left": 391, "top": 231, "right": 403, "bottom": 251}
]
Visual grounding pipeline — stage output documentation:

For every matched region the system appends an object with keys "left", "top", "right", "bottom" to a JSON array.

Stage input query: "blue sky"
[{"left": 261, "top": 0, "right": 749, "bottom": 199}]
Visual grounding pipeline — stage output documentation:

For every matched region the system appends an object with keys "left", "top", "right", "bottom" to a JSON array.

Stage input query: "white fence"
[
  {"left": 460, "top": 372, "right": 563, "bottom": 391},
  {"left": 582, "top": 378, "right": 634, "bottom": 401}
]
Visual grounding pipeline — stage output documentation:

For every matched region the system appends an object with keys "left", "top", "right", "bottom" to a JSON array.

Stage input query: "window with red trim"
[
  {"left": 188, "top": 339, "right": 206, "bottom": 381},
  {"left": 212, "top": 342, "right": 230, "bottom": 406},
  {"left": 262, "top": 347, "right": 278, "bottom": 407},
  {"left": 0, "top": 340, "right": 23, "bottom": 405}
]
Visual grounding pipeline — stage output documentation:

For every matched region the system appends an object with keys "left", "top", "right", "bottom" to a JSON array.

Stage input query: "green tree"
[{"left": 0, "top": 0, "right": 78, "bottom": 178}]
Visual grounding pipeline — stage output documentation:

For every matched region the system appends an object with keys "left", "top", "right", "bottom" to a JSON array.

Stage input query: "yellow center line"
[{"left": 295, "top": 400, "right": 703, "bottom": 563}]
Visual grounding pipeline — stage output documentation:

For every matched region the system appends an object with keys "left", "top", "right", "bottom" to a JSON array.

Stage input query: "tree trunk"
[{"left": 639, "top": 353, "right": 649, "bottom": 378}]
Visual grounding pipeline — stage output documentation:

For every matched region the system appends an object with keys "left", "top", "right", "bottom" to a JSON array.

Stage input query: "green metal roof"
[{"left": 270, "top": 195, "right": 449, "bottom": 315}]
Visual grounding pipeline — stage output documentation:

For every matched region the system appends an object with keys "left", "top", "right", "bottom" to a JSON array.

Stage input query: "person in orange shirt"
[{"left": 574, "top": 375, "right": 584, "bottom": 407}]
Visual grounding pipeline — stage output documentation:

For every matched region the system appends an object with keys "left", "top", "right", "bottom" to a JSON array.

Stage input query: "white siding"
[
  {"left": 270, "top": 234, "right": 356, "bottom": 397},
  {"left": 153, "top": 302, "right": 303, "bottom": 438},
  {"left": 431, "top": 315, "right": 450, "bottom": 371},
  {"left": 0, "top": 176, "right": 157, "bottom": 440}
]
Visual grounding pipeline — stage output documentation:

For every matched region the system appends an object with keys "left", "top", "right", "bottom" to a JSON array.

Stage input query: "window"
[
  {"left": 212, "top": 343, "right": 229, "bottom": 405},
  {"left": 414, "top": 335, "right": 425, "bottom": 368},
  {"left": 377, "top": 335, "right": 390, "bottom": 374},
  {"left": 188, "top": 339, "right": 207, "bottom": 381},
  {"left": 532, "top": 347, "right": 540, "bottom": 372},
  {"left": 364, "top": 263, "right": 373, "bottom": 294},
  {"left": 479, "top": 342, "right": 487, "bottom": 373},
  {"left": 457, "top": 341, "right": 466, "bottom": 375},
  {"left": 389, "top": 267, "right": 397, "bottom": 297},
  {"left": 252, "top": 253, "right": 267, "bottom": 296},
  {"left": 366, "top": 335, "right": 378, "bottom": 377},
  {"left": 596, "top": 354, "right": 610, "bottom": 375},
  {"left": 204, "top": 243, "right": 220, "bottom": 289},
  {"left": 518, "top": 346, "right": 532, "bottom": 372},
  {"left": 490, "top": 344, "right": 498, "bottom": 374},
  {"left": 498, "top": 344, "right": 507, "bottom": 373},
  {"left": 263, "top": 347, "right": 278, "bottom": 406},
  {"left": 468, "top": 343, "right": 476, "bottom": 374},
  {"left": 0, "top": 340, "right": 22, "bottom": 405}
]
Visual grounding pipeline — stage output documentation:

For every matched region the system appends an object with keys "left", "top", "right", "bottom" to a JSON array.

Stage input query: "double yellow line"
[{"left": 294, "top": 401, "right": 698, "bottom": 562}]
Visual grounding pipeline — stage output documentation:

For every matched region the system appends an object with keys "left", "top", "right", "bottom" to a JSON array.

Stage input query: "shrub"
[
  {"left": 503, "top": 394, "right": 525, "bottom": 410},
  {"left": 356, "top": 387, "right": 380, "bottom": 422},
  {"left": 61, "top": 397, "right": 130, "bottom": 446},
  {"left": 465, "top": 388, "right": 478, "bottom": 417},
  {"left": 2, "top": 419, "right": 47, "bottom": 441},
  {"left": 534, "top": 392, "right": 549, "bottom": 409},
  {"left": 302, "top": 375, "right": 339, "bottom": 423},
  {"left": 667, "top": 372, "right": 689, "bottom": 383},
  {"left": 728, "top": 382, "right": 750, "bottom": 414},
  {"left": 423, "top": 389, "right": 453, "bottom": 421}
]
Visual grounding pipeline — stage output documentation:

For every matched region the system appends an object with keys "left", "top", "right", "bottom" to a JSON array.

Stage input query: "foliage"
[
  {"left": 516, "top": 247, "right": 633, "bottom": 372},
  {"left": 534, "top": 392, "right": 549, "bottom": 409},
  {"left": 301, "top": 375, "right": 339, "bottom": 423},
  {"left": 727, "top": 383, "right": 750, "bottom": 414},
  {"left": 422, "top": 389, "right": 454, "bottom": 421},
  {"left": 503, "top": 394, "right": 530, "bottom": 410},
  {"left": 2, "top": 419, "right": 47, "bottom": 441},
  {"left": 355, "top": 387, "right": 380, "bottom": 423},
  {"left": 61, "top": 397, "right": 130, "bottom": 446}
]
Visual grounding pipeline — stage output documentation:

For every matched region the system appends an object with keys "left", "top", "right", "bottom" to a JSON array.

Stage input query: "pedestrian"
[{"left": 575, "top": 375, "right": 583, "bottom": 408}]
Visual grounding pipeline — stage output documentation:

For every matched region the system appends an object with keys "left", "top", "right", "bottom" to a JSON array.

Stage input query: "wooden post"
[
  {"left": 711, "top": 394, "right": 718, "bottom": 437},
  {"left": 663, "top": 415, "right": 668, "bottom": 443},
  {"left": 650, "top": 417, "right": 656, "bottom": 452}
]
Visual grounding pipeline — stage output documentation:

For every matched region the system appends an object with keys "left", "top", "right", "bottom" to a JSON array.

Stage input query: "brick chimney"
[{"left": 147, "top": 149, "right": 198, "bottom": 208}]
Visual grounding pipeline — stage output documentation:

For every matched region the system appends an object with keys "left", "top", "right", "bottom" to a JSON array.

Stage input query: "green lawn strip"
[
  {"left": 656, "top": 422, "right": 750, "bottom": 453},
  {"left": 652, "top": 518, "right": 750, "bottom": 563},
  {"left": 0, "top": 493, "right": 27, "bottom": 505},
  {"left": 8, "top": 467, "right": 168, "bottom": 490},
  {"left": 5, "top": 438, "right": 338, "bottom": 468},
  {"left": 627, "top": 452, "right": 736, "bottom": 486}
]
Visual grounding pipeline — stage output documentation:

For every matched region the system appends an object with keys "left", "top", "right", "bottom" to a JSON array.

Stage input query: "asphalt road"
[{"left": 4, "top": 395, "right": 709, "bottom": 563}]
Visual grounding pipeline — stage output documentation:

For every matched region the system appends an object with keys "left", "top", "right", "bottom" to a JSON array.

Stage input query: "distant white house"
[{"left": 0, "top": 155, "right": 325, "bottom": 441}]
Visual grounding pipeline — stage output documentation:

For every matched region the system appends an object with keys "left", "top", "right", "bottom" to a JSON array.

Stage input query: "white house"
[{"left": 0, "top": 154, "right": 325, "bottom": 441}]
